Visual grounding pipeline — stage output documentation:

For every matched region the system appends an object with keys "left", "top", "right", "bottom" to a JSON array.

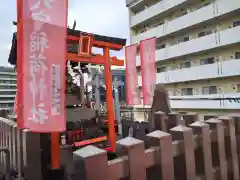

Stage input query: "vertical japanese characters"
[
  {"left": 140, "top": 38, "right": 156, "bottom": 105},
  {"left": 18, "top": 0, "right": 67, "bottom": 131},
  {"left": 51, "top": 64, "right": 61, "bottom": 115},
  {"left": 28, "top": 0, "right": 52, "bottom": 124},
  {"left": 125, "top": 44, "right": 141, "bottom": 105}
]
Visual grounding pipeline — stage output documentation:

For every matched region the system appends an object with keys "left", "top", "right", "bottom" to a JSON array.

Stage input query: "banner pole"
[{"left": 51, "top": 132, "right": 60, "bottom": 169}]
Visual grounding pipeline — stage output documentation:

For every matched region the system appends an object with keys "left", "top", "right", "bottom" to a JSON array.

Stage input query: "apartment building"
[
  {"left": 126, "top": 0, "right": 240, "bottom": 118},
  {"left": 0, "top": 66, "right": 17, "bottom": 110}
]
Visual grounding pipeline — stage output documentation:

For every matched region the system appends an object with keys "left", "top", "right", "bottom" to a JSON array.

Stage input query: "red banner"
[
  {"left": 17, "top": 0, "right": 67, "bottom": 132},
  {"left": 140, "top": 38, "right": 156, "bottom": 105},
  {"left": 125, "top": 44, "right": 141, "bottom": 105}
]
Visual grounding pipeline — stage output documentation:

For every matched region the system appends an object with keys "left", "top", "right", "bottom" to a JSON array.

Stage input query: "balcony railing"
[
  {"left": 138, "top": 59, "right": 240, "bottom": 85},
  {"left": 131, "top": 0, "right": 187, "bottom": 27},
  {"left": 129, "top": 93, "right": 240, "bottom": 110},
  {"left": 0, "top": 78, "right": 17, "bottom": 81},
  {"left": 132, "top": 0, "right": 240, "bottom": 43},
  {"left": 0, "top": 89, "right": 17, "bottom": 92},
  {"left": 136, "top": 26, "right": 240, "bottom": 66},
  {"left": 126, "top": 0, "right": 142, "bottom": 7},
  {"left": 0, "top": 100, "right": 15, "bottom": 103},
  {"left": 160, "top": 59, "right": 240, "bottom": 84},
  {"left": 170, "top": 93, "right": 240, "bottom": 109},
  {"left": 131, "top": 0, "right": 240, "bottom": 29}
]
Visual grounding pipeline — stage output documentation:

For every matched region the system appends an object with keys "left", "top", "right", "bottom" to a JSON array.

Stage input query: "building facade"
[
  {"left": 126, "top": 0, "right": 240, "bottom": 117},
  {"left": 0, "top": 66, "right": 17, "bottom": 110}
]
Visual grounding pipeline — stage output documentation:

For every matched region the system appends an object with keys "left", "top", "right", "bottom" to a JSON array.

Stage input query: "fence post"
[
  {"left": 218, "top": 116, "right": 239, "bottom": 180},
  {"left": 73, "top": 145, "right": 108, "bottom": 180},
  {"left": 182, "top": 113, "right": 198, "bottom": 126},
  {"left": 190, "top": 121, "right": 213, "bottom": 180},
  {"left": 168, "top": 112, "right": 182, "bottom": 127},
  {"left": 147, "top": 130, "right": 175, "bottom": 180},
  {"left": 60, "top": 146, "right": 73, "bottom": 176},
  {"left": 133, "top": 122, "right": 146, "bottom": 141},
  {"left": 7, "top": 121, "right": 15, "bottom": 170},
  {"left": 11, "top": 124, "right": 17, "bottom": 171},
  {"left": 16, "top": 128, "right": 23, "bottom": 178},
  {"left": 0, "top": 148, "right": 11, "bottom": 180},
  {"left": 2, "top": 119, "right": 7, "bottom": 166},
  {"left": 170, "top": 125, "right": 196, "bottom": 180},
  {"left": 204, "top": 114, "right": 218, "bottom": 121},
  {"left": 229, "top": 114, "right": 240, "bottom": 133},
  {"left": 154, "top": 111, "right": 167, "bottom": 132},
  {"left": 205, "top": 118, "right": 228, "bottom": 180},
  {"left": 117, "top": 137, "right": 146, "bottom": 180},
  {"left": 0, "top": 120, "right": 3, "bottom": 164},
  {"left": 22, "top": 129, "right": 42, "bottom": 180}
]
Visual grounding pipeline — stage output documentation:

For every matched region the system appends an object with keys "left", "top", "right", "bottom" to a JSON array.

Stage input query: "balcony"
[
  {"left": 138, "top": 59, "right": 240, "bottom": 85},
  {"left": 0, "top": 78, "right": 17, "bottom": 81},
  {"left": 126, "top": 0, "right": 143, "bottom": 7},
  {"left": 0, "top": 95, "right": 16, "bottom": 98},
  {"left": 0, "top": 83, "right": 16, "bottom": 86},
  {"left": 132, "top": 3, "right": 216, "bottom": 43},
  {"left": 159, "top": 59, "right": 240, "bottom": 84},
  {"left": 132, "top": 0, "right": 240, "bottom": 42},
  {"left": 0, "top": 100, "right": 15, "bottom": 104},
  {"left": 132, "top": 24, "right": 165, "bottom": 44},
  {"left": 126, "top": 0, "right": 135, "bottom": 6},
  {"left": 170, "top": 93, "right": 240, "bottom": 109},
  {"left": 0, "top": 89, "right": 17, "bottom": 92},
  {"left": 0, "top": 72, "right": 16, "bottom": 75},
  {"left": 130, "top": 0, "right": 187, "bottom": 27},
  {"left": 133, "top": 93, "right": 240, "bottom": 110},
  {"left": 136, "top": 26, "right": 240, "bottom": 66}
]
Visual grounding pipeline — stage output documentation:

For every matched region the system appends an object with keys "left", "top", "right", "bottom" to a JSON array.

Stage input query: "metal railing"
[{"left": 126, "top": 0, "right": 139, "bottom": 6}]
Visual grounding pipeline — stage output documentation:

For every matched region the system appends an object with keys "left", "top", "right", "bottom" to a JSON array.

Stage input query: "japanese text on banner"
[
  {"left": 125, "top": 44, "right": 140, "bottom": 105},
  {"left": 28, "top": 0, "right": 52, "bottom": 124},
  {"left": 140, "top": 38, "right": 156, "bottom": 105}
]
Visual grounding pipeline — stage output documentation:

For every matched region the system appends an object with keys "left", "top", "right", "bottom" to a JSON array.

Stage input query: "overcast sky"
[{"left": 0, "top": 0, "right": 130, "bottom": 66}]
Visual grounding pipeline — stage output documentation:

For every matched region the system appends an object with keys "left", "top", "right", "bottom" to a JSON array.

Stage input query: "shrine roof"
[
  {"left": 67, "top": 28, "right": 126, "bottom": 47},
  {"left": 12, "top": 21, "right": 127, "bottom": 46},
  {"left": 9, "top": 22, "right": 126, "bottom": 66}
]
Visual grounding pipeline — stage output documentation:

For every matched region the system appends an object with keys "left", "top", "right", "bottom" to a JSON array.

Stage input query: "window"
[
  {"left": 175, "top": 10, "right": 187, "bottom": 18},
  {"left": 233, "top": 20, "right": 240, "bottom": 27},
  {"left": 202, "top": 86, "right": 217, "bottom": 94},
  {"left": 176, "top": 36, "right": 189, "bottom": 44},
  {"left": 181, "top": 88, "right": 193, "bottom": 95},
  {"left": 139, "top": 29, "right": 145, "bottom": 34},
  {"left": 153, "top": 21, "right": 164, "bottom": 28},
  {"left": 200, "top": 57, "right": 215, "bottom": 65},
  {"left": 237, "top": 84, "right": 240, "bottom": 92},
  {"left": 180, "top": 62, "right": 191, "bottom": 69},
  {"left": 196, "top": 0, "right": 210, "bottom": 10},
  {"left": 143, "top": 24, "right": 149, "bottom": 31},
  {"left": 203, "top": 1, "right": 210, "bottom": 6},
  {"left": 156, "top": 44, "right": 165, "bottom": 49},
  {"left": 235, "top": 52, "right": 240, "bottom": 59},
  {"left": 157, "top": 67, "right": 167, "bottom": 73},
  {"left": 198, "top": 29, "right": 212, "bottom": 37}
]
